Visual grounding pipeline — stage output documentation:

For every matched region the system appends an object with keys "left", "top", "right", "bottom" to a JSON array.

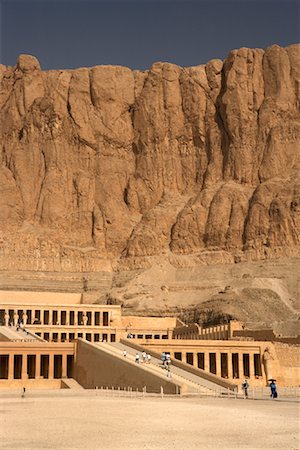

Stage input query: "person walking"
[
  {"left": 142, "top": 351, "right": 147, "bottom": 363},
  {"left": 242, "top": 379, "right": 249, "bottom": 399},
  {"left": 147, "top": 354, "right": 151, "bottom": 364},
  {"left": 161, "top": 352, "right": 166, "bottom": 368},
  {"left": 269, "top": 380, "right": 278, "bottom": 399},
  {"left": 123, "top": 349, "right": 127, "bottom": 358},
  {"left": 135, "top": 353, "right": 140, "bottom": 364}
]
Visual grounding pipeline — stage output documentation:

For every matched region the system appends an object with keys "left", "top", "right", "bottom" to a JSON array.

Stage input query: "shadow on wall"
[{"left": 74, "top": 340, "right": 180, "bottom": 394}]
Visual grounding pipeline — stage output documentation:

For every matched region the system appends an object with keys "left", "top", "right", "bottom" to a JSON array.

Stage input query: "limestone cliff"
[{"left": 0, "top": 45, "right": 299, "bottom": 274}]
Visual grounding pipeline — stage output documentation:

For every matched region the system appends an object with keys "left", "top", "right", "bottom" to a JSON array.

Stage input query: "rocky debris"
[{"left": 0, "top": 45, "right": 299, "bottom": 275}]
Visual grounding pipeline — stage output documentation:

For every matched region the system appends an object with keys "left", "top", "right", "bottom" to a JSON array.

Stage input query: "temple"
[{"left": 0, "top": 290, "right": 299, "bottom": 392}]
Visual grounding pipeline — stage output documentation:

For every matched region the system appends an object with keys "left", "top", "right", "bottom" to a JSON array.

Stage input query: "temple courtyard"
[{"left": 0, "top": 392, "right": 298, "bottom": 449}]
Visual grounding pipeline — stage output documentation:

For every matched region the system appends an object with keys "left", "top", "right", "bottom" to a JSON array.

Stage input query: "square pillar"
[
  {"left": 66, "top": 310, "right": 70, "bottom": 326},
  {"left": 22, "top": 354, "right": 28, "bottom": 380},
  {"left": 49, "top": 354, "right": 54, "bottom": 379},
  {"left": 216, "top": 352, "right": 221, "bottom": 377},
  {"left": 91, "top": 312, "right": 95, "bottom": 327},
  {"left": 62, "top": 354, "right": 67, "bottom": 378},
  {"left": 8, "top": 354, "right": 14, "bottom": 380},
  {"left": 35, "top": 354, "right": 41, "bottom": 379},
  {"left": 74, "top": 310, "right": 78, "bottom": 326},
  {"left": 228, "top": 353, "right": 233, "bottom": 379},
  {"left": 238, "top": 353, "right": 244, "bottom": 379},
  {"left": 204, "top": 352, "right": 210, "bottom": 372}
]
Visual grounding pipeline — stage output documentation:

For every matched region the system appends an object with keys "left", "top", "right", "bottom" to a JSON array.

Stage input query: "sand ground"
[{"left": 0, "top": 393, "right": 299, "bottom": 449}]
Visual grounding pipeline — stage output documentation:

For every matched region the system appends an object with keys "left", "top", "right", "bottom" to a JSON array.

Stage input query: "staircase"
[{"left": 94, "top": 341, "right": 225, "bottom": 395}]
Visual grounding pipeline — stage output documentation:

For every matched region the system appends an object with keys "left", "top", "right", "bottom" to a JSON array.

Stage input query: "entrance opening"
[
  {"left": 103, "top": 312, "right": 109, "bottom": 327},
  {"left": 34, "top": 310, "right": 41, "bottom": 323},
  {"left": 243, "top": 354, "right": 250, "bottom": 377},
  {"left": 69, "top": 333, "right": 75, "bottom": 341},
  {"left": 221, "top": 353, "right": 228, "bottom": 378},
  {"left": 197, "top": 353, "right": 205, "bottom": 370},
  {"left": 94, "top": 334, "right": 100, "bottom": 342},
  {"left": 17, "top": 310, "right": 23, "bottom": 323},
  {"left": 102, "top": 333, "right": 108, "bottom": 341},
  {"left": 69, "top": 311, "right": 75, "bottom": 325},
  {"left": 174, "top": 352, "right": 182, "bottom": 361},
  {"left": 78, "top": 312, "right": 83, "bottom": 325},
  {"left": 110, "top": 334, "right": 116, "bottom": 342},
  {"left": 44, "top": 333, "right": 50, "bottom": 341},
  {"left": 52, "top": 310, "right": 58, "bottom": 325},
  {"left": 0, "top": 309, "right": 5, "bottom": 325},
  {"left": 186, "top": 353, "right": 194, "bottom": 365},
  {"left": 53, "top": 333, "right": 58, "bottom": 342},
  {"left": 54, "top": 355, "right": 62, "bottom": 378},
  {"left": 95, "top": 312, "right": 100, "bottom": 326},
  {"left": 67, "top": 355, "right": 74, "bottom": 378},
  {"left": 14, "top": 355, "right": 22, "bottom": 379},
  {"left": 26, "top": 309, "right": 32, "bottom": 324},
  {"left": 61, "top": 333, "right": 67, "bottom": 342},
  {"left": 27, "top": 355, "right": 36, "bottom": 379},
  {"left": 86, "top": 333, "right": 91, "bottom": 341},
  {"left": 209, "top": 353, "right": 217, "bottom": 374},
  {"left": 0, "top": 355, "right": 9, "bottom": 379},
  {"left": 254, "top": 354, "right": 262, "bottom": 376},
  {"left": 44, "top": 310, "right": 49, "bottom": 325},
  {"left": 232, "top": 353, "right": 239, "bottom": 378},
  {"left": 41, "top": 355, "right": 49, "bottom": 378},
  {"left": 9, "top": 309, "right": 14, "bottom": 323},
  {"left": 61, "top": 311, "right": 66, "bottom": 325},
  {"left": 87, "top": 312, "right": 92, "bottom": 325}
]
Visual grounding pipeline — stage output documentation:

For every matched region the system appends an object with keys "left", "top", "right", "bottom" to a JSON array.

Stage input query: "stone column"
[
  {"left": 62, "top": 354, "right": 67, "bottom": 378},
  {"left": 204, "top": 352, "right": 210, "bottom": 372},
  {"left": 100, "top": 312, "right": 103, "bottom": 327},
  {"left": 4, "top": 310, "right": 9, "bottom": 326},
  {"left": 8, "top": 354, "right": 14, "bottom": 380},
  {"left": 35, "top": 354, "right": 41, "bottom": 379},
  {"left": 74, "top": 310, "right": 78, "bottom": 326},
  {"left": 22, "top": 354, "right": 28, "bottom": 380},
  {"left": 22, "top": 311, "right": 28, "bottom": 326},
  {"left": 13, "top": 310, "right": 19, "bottom": 326},
  {"left": 228, "top": 353, "right": 233, "bottom": 379},
  {"left": 239, "top": 353, "right": 244, "bottom": 379},
  {"left": 91, "top": 312, "right": 95, "bottom": 327},
  {"left": 49, "top": 354, "right": 54, "bottom": 379},
  {"left": 215, "top": 352, "right": 221, "bottom": 377},
  {"left": 66, "top": 310, "right": 70, "bottom": 326},
  {"left": 82, "top": 312, "right": 88, "bottom": 327}
]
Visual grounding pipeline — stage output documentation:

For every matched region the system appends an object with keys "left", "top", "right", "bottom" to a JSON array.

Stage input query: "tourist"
[
  {"left": 161, "top": 352, "right": 166, "bottom": 367},
  {"left": 123, "top": 349, "right": 127, "bottom": 358},
  {"left": 142, "top": 351, "right": 147, "bottom": 363},
  {"left": 135, "top": 353, "right": 140, "bottom": 364},
  {"left": 21, "top": 387, "right": 26, "bottom": 398},
  {"left": 242, "top": 379, "right": 249, "bottom": 399},
  {"left": 167, "top": 366, "right": 172, "bottom": 378},
  {"left": 269, "top": 380, "right": 278, "bottom": 399},
  {"left": 147, "top": 354, "right": 151, "bottom": 364}
]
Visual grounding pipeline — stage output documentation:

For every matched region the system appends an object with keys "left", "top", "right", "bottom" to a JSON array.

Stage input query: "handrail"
[{"left": 121, "top": 338, "right": 238, "bottom": 391}]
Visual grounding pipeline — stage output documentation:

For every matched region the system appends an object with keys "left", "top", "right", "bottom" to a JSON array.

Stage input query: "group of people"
[
  {"left": 242, "top": 379, "right": 278, "bottom": 399},
  {"left": 123, "top": 350, "right": 151, "bottom": 364}
]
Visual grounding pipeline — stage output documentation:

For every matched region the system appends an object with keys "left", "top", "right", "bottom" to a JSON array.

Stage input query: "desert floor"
[{"left": 0, "top": 392, "right": 299, "bottom": 449}]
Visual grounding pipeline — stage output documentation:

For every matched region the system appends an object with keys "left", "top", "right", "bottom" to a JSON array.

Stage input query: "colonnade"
[
  {"left": 174, "top": 350, "right": 262, "bottom": 379},
  {"left": 0, "top": 307, "right": 115, "bottom": 327},
  {"left": 0, "top": 351, "right": 74, "bottom": 380}
]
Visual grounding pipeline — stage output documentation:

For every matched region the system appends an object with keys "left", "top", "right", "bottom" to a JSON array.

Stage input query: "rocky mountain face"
[{"left": 0, "top": 45, "right": 299, "bottom": 279}]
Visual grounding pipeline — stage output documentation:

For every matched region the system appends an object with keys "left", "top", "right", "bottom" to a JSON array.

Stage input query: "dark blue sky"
[{"left": 1, "top": 0, "right": 299, "bottom": 70}]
